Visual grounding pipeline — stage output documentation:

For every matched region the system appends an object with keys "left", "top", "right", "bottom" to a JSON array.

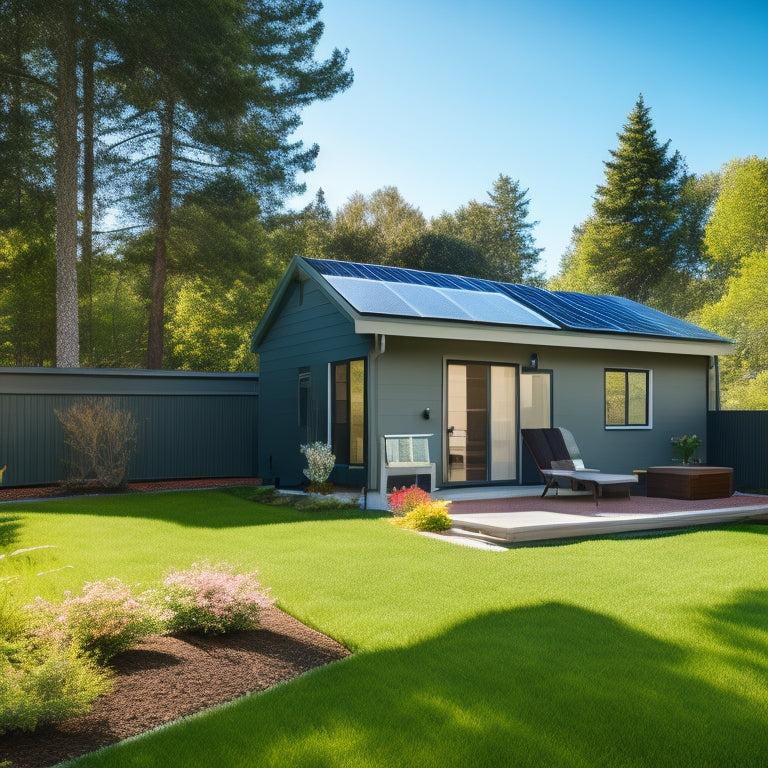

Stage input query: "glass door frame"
[
  {"left": 443, "top": 359, "right": 519, "bottom": 486},
  {"left": 519, "top": 368, "right": 554, "bottom": 484}
]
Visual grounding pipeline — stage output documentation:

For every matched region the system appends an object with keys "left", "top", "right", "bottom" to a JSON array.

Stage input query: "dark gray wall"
[
  {"left": 0, "top": 368, "right": 258, "bottom": 487},
  {"left": 255, "top": 279, "right": 369, "bottom": 487},
  {"left": 707, "top": 410, "right": 768, "bottom": 491}
]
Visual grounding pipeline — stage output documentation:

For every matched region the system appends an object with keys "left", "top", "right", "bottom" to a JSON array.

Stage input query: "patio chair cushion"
[{"left": 521, "top": 428, "right": 589, "bottom": 471}]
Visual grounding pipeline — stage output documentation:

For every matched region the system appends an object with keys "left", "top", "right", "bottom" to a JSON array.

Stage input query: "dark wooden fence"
[
  {"left": 0, "top": 368, "right": 259, "bottom": 487},
  {"left": 707, "top": 410, "right": 768, "bottom": 491}
]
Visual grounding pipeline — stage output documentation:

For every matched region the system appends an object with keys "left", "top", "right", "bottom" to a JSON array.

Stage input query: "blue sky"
[{"left": 293, "top": 0, "right": 768, "bottom": 276}]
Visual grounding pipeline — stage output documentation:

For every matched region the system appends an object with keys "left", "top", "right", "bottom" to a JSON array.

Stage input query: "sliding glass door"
[{"left": 446, "top": 362, "right": 516, "bottom": 483}]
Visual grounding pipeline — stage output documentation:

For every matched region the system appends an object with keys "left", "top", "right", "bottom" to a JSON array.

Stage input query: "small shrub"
[
  {"left": 300, "top": 442, "right": 336, "bottom": 485},
  {"left": 55, "top": 398, "right": 137, "bottom": 489},
  {"left": 292, "top": 494, "right": 359, "bottom": 511},
  {"left": 306, "top": 481, "right": 335, "bottom": 495},
  {"left": 392, "top": 500, "right": 452, "bottom": 532},
  {"left": 27, "top": 579, "right": 161, "bottom": 664},
  {"left": 156, "top": 562, "right": 275, "bottom": 635},
  {"left": 229, "top": 486, "right": 276, "bottom": 503},
  {"left": 388, "top": 485, "right": 432, "bottom": 518},
  {"left": 243, "top": 487, "right": 359, "bottom": 511},
  {"left": 1, "top": 599, "right": 110, "bottom": 735}
]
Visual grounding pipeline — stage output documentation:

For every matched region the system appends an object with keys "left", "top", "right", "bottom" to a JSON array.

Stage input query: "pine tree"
[
  {"left": 575, "top": 95, "right": 685, "bottom": 302},
  {"left": 108, "top": 0, "right": 351, "bottom": 369},
  {"left": 433, "top": 174, "right": 543, "bottom": 284}
]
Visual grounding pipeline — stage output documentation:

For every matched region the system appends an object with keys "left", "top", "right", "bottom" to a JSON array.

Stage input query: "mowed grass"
[{"left": 2, "top": 489, "right": 767, "bottom": 767}]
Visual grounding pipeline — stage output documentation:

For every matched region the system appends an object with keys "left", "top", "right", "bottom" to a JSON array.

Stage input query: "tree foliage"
[
  {"left": 0, "top": 0, "right": 351, "bottom": 370},
  {"left": 108, "top": 0, "right": 352, "bottom": 368},
  {"left": 554, "top": 96, "right": 686, "bottom": 304},
  {"left": 696, "top": 249, "right": 768, "bottom": 409},
  {"left": 327, "top": 187, "right": 427, "bottom": 266},
  {"left": 434, "top": 174, "right": 543, "bottom": 284},
  {"left": 325, "top": 176, "right": 544, "bottom": 283},
  {"left": 703, "top": 156, "right": 768, "bottom": 283}
]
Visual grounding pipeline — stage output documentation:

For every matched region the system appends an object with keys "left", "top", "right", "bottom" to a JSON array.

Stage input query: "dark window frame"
[
  {"left": 331, "top": 358, "right": 366, "bottom": 466},
  {"left": 298, "top": 369, "right": 311, "bottom": 443},
  {"left": 604, "top": 368, "right": 651, "bottom": 429}
]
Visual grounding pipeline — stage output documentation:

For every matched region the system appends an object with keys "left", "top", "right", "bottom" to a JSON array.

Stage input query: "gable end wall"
[{"left": 256, "top": 279, "right": 369, "bottom": 486}]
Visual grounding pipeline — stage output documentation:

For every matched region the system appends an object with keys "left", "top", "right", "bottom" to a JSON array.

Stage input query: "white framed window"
[{"left": 605, "top": 368, "right": 652, "bottom": 429}]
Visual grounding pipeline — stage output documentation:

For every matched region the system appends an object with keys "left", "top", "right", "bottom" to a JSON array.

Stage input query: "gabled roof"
[{"left": 251, "top": 256, "right": 733, "bottom": 355}]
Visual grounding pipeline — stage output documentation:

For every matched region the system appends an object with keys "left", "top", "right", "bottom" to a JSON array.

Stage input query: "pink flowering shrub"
[
  {"left": 388, "top": 485, "right": 431, "bottom": 518},
  {"left": 157, "top": 562, "right": 275, "bottom": 635},
  {"left": 27, "top": 578, "right": 161, "bottom": 664}
]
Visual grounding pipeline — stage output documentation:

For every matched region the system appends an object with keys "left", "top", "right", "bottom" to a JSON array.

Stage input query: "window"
[
  {"left": 331, "top": 359, "right": 366, "bottom": 465},
  {"left": 605, "top": 369, "right": 651, "bottom": 428},
  {"left": 298, "top": 370, "right": 311, "bottom": 443}
]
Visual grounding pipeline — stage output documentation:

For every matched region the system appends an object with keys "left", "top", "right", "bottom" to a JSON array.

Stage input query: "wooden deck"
[{"left": 442, "top": 490, "right": 768, "bottom": 544}]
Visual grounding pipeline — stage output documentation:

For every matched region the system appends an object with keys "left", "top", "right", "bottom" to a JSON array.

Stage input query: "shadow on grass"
[
  {"left": 75, "top": 599, "right": 768, "bottom": 768},
  {"left": 695, "top": 588, "right": 768, "bottom": 679},
  {"left": 0, "top": 513, "right": 21, "bottom": 549},
  {"left": 3, "top": 488, "right": 388, "bottom": 529}
]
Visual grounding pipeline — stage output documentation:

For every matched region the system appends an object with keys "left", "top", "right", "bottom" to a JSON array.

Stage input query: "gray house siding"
[
  {"left": 256, "top": 280, "right": 370, "bottom": 487},
  {"left": 372, "top": 336, "right": 710, "bottom": 486},
  {"left": 548, "top": 348, "right": 708, "bottom": 473}
]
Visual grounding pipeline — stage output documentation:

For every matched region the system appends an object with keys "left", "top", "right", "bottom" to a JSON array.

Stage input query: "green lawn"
[{"left": 2, "top": 489, "right": 767, "bottom": 767}]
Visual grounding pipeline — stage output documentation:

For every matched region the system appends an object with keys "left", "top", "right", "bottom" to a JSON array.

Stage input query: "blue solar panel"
[
  {"left": 305, "top": 258, "right": 729, "bottom": 342},
  {"left": 322, "top": 277, "right": 422, "bottom": 317},
  {"left": 496, "top": 283, "right": 626, "bottom": 332},
  {"left": 323, "top": 276, "right": 558, "bottom": 327}
]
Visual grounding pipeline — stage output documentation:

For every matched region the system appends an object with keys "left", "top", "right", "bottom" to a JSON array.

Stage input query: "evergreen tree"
[
  {"left": 107, "top": 0, "right": 351, "bottom": 369},
  {"left": 565, "top": 95, "right": 685, "bottom": 303},
  {"left": 433, "top": 174, "right": 543, "bottom": 284}
]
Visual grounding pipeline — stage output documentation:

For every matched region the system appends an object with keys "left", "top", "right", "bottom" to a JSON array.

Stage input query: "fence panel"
[
  {"left": 707, "top": 410, "right": 768, "bottom": 491},
  {"left": 0, "top": 368, "right": 258, "bottom": 487}
]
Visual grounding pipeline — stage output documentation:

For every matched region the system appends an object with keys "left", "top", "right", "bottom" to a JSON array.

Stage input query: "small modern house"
[{"left": 251, "top": 256, "right": 732, "bottom": 507}]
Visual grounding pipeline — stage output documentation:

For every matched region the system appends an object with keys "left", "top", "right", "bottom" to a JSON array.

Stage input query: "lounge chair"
[{"left": 521, "top": 428, "right": 637, "bottom": 506}]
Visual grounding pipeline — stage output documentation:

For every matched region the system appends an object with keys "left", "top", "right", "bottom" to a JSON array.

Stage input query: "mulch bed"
[
  {"left": 1, "top": 478, "right": 350, "bottom": 768},
  {"left": 0, "top": 605, "right": 350, "bottom": 768}
]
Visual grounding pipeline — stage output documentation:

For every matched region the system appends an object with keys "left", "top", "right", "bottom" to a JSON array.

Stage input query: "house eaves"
[{"left": 352, "top": 315, "right": 735, "bottom": 357}]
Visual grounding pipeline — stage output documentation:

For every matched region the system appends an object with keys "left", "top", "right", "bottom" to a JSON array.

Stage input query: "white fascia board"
[{"left": 353, "top": 316, "right": 735, "bottom": 357}]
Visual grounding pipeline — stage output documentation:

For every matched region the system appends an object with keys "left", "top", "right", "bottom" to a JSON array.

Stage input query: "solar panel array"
[{"left": 305, "top": 258, "right": 728, "bottom": 342}]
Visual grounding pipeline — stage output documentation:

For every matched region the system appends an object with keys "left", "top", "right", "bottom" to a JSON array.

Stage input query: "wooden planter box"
[{"left": 646, "top": 466, "right": 733, "bottom": 500}]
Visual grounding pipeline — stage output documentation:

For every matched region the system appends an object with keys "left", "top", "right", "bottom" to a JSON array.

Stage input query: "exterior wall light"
[{"left": 529, "top": 353, "right": 539, "bottom": 370}]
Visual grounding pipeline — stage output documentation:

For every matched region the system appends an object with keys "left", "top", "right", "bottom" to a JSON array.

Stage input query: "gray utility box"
[{"left": 380, "top": 434, "right": 436, "bottom": 493}]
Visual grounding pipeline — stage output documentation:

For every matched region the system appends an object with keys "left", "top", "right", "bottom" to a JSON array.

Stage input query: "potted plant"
[{"left": 670, "top": 434, "right": 701, "bottom": 465}]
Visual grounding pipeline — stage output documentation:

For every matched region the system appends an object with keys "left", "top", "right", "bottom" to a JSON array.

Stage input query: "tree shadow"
[
  {"left": 694, "top": 588, "right": 768, "bottom": 680},
  {"left": 87, "top": 600, "right": 768, "bottom": 768},
  {"left": 0, "top": 513, "right": 21, "bottom": 549},
  {"left": 1, "top": 489, "right": 388, "bottom": 529}
]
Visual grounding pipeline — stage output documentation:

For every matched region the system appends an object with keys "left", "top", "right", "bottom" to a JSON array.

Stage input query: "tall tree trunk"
[
  {"left": 9, "top": 0, "right": 24, "bottom": 225},
  {"left": 81, "top": 14, "right": 95, "bottom": 364},
  {"left": 55, "top": 0, "right": 80, "bottom": 368},
  {"left": 146, "top": 99, "right": 175, "bottom": 369}
]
